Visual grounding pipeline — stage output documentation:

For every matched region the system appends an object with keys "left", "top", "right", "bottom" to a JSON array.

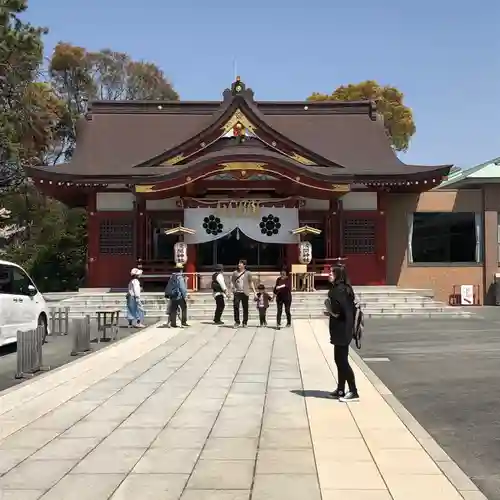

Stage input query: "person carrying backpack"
[
  {"left": 165, "top": 263, "right": 189, "bottom": 328},
  {"left": 212, "top": 264, "right": 228, "bottom": 324},
  {"left": 324, "top": 265, "right": 359, "bottom": 402}
]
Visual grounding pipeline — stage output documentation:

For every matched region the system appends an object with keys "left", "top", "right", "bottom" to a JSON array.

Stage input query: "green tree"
[
  {"left": 49, "top": 43, "right": 179, "bottom": 160},
  {"left": 0, "top": 0, "right": 62, "bottom": 187},
  {"left": 2, "top": 187, "right": 87, "bottom": 291},
  {"left": 0, "top": 2, "right": 86, "bottom": 291},
  {"left": 308, "top": 80, "right": 416, "bottom": 152}
]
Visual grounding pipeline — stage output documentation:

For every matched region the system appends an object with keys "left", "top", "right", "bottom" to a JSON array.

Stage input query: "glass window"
[
  {"left": 0, "top": 264, "right": 13, "bottom": 294},
  {"left": 0, "top": 265, "right": 35, "bottom": 295},
  {"left": 11, "top": 267, "right": 34, "bottom": 295},
  {"left": 497, "top": 213, "right": 500, "bottom": 263},
  {"left": 410, "top": 212, "right": 480, "bottom": 264}
]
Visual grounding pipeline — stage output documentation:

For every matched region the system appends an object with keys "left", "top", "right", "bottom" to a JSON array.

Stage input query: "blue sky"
[{"left": 26, "top": 0, "right": 499, "bottom": 168}]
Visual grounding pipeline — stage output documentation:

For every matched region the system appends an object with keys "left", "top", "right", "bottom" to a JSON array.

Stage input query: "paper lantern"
[
  {"left": 174, "top": 242, "right": 188, "bottom": 265},
  {"left": 298, "top": 241, "right": 312, "bottom": 264}
]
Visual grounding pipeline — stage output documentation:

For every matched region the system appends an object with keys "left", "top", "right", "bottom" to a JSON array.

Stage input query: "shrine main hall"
[{"left": 29, "top": 78, "right": 500, "bottom": 304}]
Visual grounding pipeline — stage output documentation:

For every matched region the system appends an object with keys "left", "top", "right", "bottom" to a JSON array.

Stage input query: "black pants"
[
  {"left": 170, "top": 297, "right": 187, "bottom": 326},
  {"left": 276, "top": 297, "right": 292, "bottom": 326},
  {"left": 334, "top": 344, "right": 357, "bottom": 393},
  {"left": 233, "top": 293, "right": 249, "bottom": 325},
  {"left": 258, "top": 308, "right": 267, "bottom": 325},
  {"left": 214, "top": 295, "right": 225, "bottom": 322}
]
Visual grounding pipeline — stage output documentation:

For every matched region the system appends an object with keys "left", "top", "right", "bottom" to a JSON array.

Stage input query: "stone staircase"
[{"left": 47, "top": 286, "right": 473, "bottom": 321}]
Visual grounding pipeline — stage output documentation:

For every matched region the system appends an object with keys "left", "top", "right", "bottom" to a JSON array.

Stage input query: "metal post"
[
  {"left": 49, "top": 307, "right": 69, "bottom": 336},
  {"left": 64, "top": 307, "right": 70, "bottom": 335},
  {"left": 15, "top": 326, "right": 50, "bottom": 379},
  {"left": 71, "top": 315, "right": 92, "bottom": 356},
  {"left": 50, "top": 310, "right": 56, "bottom": 336},
  {"left": 58, "top": 307, "right": 63, "bottom": 335}
]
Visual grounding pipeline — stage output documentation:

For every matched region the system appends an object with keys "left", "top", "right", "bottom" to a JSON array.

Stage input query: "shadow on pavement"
[{"left": 291, "top": 389, "right": 332, "bottom": 399}]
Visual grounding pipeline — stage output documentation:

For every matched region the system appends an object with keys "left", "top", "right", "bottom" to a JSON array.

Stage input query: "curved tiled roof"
[{"left": 26, "top": 81, "right": 451, "bottom": 184}]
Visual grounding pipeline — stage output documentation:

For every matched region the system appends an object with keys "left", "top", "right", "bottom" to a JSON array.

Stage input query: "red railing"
[
  {"left": 137, "top": 260, "right": 199, "bottom": 291},
  {"left": 137, "top": 260, "right": 173, "bottom": 278}
]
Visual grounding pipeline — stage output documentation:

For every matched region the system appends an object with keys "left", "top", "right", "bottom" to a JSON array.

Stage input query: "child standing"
[{"left": 255, "top": 284, "right": 272, "bottom": 326}]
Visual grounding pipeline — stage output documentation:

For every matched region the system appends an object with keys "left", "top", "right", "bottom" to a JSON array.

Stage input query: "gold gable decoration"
[
  {"left": 135, "top": 185, "right": 154, "bottom": 193},
  {"left": 164, "top": 225, "right": 196, "bottom": 236},
  {"left": 222, "top": 109, "right": 256, "bottom": 134},
  {"left": 289, "top": 152, "right": 316, "bottom": 166},
  {"left": 162, "top": 154, "right": 185, "bottom": 166},
  {"left": 219, "top": 162, "right": 266, "bottom": 171},
  {"left": 291, "top": 225, "right": 323, "bottom": 236},
  {"left": 331, "top": 184, "right": 350, "bottom": 192}
]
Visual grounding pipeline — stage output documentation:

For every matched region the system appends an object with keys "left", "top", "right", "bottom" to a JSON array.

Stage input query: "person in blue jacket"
[{"left": 165, "top": 263, "right": 189, "bottom": 328}]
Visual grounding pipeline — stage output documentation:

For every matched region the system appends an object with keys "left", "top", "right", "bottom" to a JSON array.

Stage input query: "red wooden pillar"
[
  {"left": 376, "top": 191, "right": 388, "bottom": 285},
  {"left": 286, "top": 244, "right": 299, "bottom": 269},
  {"left": 135, "top": 197, "right": 146, "bottom": 265},
  {"left": 329, "top": 198, "right": 341, "bottom": 258},
  {"left": 186, "top": 244, "right": 197, "bottom": 290},
  {"left": 86, "top": 191, "right": 99, "bottom": 287},
  {"left": 324, "top": 212, "right": 331, "bottom": 258}
]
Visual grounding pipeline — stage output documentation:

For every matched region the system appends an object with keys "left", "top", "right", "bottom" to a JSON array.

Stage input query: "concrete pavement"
[
  {"left": 0, "top": 320, "right": 487, "bottom": 499},
  {"left": 0, "top": 321, "right": 156, "bottom": 392},
  {"left": 356, "top": 316, "right": 500, "bottom": 500}
]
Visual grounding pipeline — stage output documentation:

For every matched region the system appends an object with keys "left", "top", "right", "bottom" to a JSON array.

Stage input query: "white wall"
[
  {"left": 303, "top": 199, "right": 329, "bottom": 210},
  {"left": 341, "top": 192, "right": 378, "bottom": 211},
  {"left": 145, "top": 198, "right": 180, "bottom": 210},
  {"left": 96, "top": 192, "right": 134, "bottom": 211}
]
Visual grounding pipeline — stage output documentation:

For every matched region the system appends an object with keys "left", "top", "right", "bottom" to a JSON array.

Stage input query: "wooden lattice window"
[
  {"left": 343, "top": 218, "right": 375, "bottom": 254},
  {"left": 99, "top": 219, "right": 133, "bottom": 255}
]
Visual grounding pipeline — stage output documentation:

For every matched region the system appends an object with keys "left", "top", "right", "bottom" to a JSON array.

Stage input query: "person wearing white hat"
[{"left": 126, "top": 268, "right": 145, "bottom": 328}]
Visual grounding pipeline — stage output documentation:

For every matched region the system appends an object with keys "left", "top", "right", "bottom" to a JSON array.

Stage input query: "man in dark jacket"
[{"left": 325, "top": 266, "right": 359, "bottom": 402}]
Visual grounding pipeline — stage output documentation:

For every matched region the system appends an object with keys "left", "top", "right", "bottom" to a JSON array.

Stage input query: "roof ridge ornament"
[{"left": 231, "top": 76, "right": 245, "bottom": 95}]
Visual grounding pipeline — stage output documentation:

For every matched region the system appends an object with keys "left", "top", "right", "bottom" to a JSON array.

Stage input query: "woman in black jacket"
[
  {"left": 273, "top": 268, "right": 292, "bottom": 329},
  {"left": 326, "top": 266, "right": 359, "bottom": 402}
]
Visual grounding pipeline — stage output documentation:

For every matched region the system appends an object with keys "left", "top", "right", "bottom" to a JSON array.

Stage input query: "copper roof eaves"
[
  {"left": 87, "top": 101, "right": 221, "bottom": 115},
  {"left": 87, "top": 98, "right": 375, "bottom": 117}
]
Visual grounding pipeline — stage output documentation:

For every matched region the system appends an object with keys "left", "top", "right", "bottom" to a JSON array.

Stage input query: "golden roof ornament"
[
  {"left": 231, "top": 76, "right": 245, "bottom": 95},
  {"left": 291, "top": 225, "right": 323, "bottom": 236},
  {"left": 164, "top": 225, "right": 196, "bottom": 236}
]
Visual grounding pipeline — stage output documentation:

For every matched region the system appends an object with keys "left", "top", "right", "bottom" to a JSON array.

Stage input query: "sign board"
[
  {"left": 460, "top": 285, "right": 474, "bottom": 305},
  {"left": 291, "top": 264, "right": 307, "bottom": 274}
]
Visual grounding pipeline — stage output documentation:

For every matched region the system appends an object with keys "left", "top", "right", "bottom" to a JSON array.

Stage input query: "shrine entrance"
[{"left": 197, "top": 229, "right": 285, "bottom": 270}]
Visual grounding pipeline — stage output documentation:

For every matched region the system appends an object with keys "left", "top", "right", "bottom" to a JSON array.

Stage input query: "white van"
[{"left": 0, "top": 259, "right": 49, "bottom": 347}]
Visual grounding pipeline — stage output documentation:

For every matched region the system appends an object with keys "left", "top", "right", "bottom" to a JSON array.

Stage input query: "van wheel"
[{"left": 38, "top": 314, "right": 48, "bottom": 344}]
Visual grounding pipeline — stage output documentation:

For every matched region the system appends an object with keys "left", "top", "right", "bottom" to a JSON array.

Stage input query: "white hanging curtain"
[
  {"left": 184, "top": 209, "right": 236, "bottom": 244},
  {"left": 407, "top": 213, "right": 414, "bottom": 263},
  {"left": 183, "top": 207, "right": 300, "bottom": 245}
]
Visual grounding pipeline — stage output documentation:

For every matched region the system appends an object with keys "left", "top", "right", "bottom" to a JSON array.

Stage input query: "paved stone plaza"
[{"left": 0, "top": 320, "right": 487, "bottom": 500}]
